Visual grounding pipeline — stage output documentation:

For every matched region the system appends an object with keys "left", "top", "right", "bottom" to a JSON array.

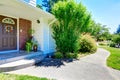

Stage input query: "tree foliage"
[
  {"left": 116, "top": 25, "right": 120, "bottom": 34},
  {"left": 52, "top": 0, "right": 92, "bottom": 54},
  {"left": 90, "top": 23, "right": 111, "bottom": 41},
  {"left": 36, "top": 4, "right": 43, "bottom": 9},
  {"left": 42, "top": 0, "right": 65, "bottom": 12},
  {"left": 112, "top": 34, "right": 120, "bottom": 45}
]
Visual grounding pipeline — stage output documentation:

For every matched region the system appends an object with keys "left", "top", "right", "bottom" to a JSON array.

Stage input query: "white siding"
[
  {"left": 32, "top": 18, "right": 56, "bottom": 54},
  {"left": 32, "top": 18, "right": 43, "bottom": 51},
  {"left": 49, "top": 27, "right": 56, "bottom": 53},
  {"left": 41, "top": 19, "right": 56, "bottom": 54}
]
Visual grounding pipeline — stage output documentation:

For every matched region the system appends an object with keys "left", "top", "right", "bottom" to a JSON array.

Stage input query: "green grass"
[
  {"left": 100, "top": 46, "right": 120, "bottom": 70},
  {"left": 0, "top": 73, "right": 53, "bottom": 80}
]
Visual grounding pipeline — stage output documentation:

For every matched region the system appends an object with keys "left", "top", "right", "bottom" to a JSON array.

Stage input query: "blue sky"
[
  {"left": 36, "top": 0, "right": 42, "bottom": 5},
  {"left": 79, "top": 0, "right": 120, "bottom": 33},
  {"left": 37, "top": 0, "right": 120, "bottom": 33}
]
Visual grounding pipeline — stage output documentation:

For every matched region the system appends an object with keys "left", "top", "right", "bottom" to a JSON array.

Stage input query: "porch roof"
[{"left": 0, "top": 0, "right": 55, "bottom": 21}]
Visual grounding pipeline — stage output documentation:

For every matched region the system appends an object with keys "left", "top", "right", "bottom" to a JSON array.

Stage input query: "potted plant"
[
  {"left": 28, "top": 29, "right": 38, "bottom": 52},
  {"left": 26, "top": 42, "right": 32, "bottom": 53},
  {"left": 33, "top": 41, "right": 38, "bottom": 52}
]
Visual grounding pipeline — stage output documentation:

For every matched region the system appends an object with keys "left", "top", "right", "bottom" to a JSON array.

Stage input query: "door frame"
[
  {"left": 19, "top": 18, "right": 32, "bottom": 50},
  {"left": 0, "top": 15, "right": 19, "bottom": 54}
]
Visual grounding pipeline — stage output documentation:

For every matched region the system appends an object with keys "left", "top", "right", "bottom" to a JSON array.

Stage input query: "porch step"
[
  {"left": 0, "top": 54, "right": 46, "bottom": 72},
  {"left": 0, "top": 52, "right": 44, "bottom": 65}
]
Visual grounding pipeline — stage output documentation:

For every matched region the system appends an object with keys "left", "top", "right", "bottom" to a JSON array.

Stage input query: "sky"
[
  {"left": 79, "top": 0, "right": 120, "bottom": 33},
  {"left": 36, "top": 0, "right": 120, "bottom": 33}
]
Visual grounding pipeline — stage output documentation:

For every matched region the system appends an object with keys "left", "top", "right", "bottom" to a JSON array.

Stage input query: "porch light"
[{"left": 37, "top": 20, "right": 40, "bottom": 24}]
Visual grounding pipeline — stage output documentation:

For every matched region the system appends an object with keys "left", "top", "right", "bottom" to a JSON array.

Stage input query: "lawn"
[
  {"left": 0, "top": 73, "right": 52, "bottom": 80},
  {"left": 100, "top": 46, "right": 120, "bottom": 70}
]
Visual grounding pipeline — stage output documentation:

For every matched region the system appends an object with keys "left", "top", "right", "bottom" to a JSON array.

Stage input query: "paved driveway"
[{"left": 7, "top": 48, "right": 120, "bottom": 80}]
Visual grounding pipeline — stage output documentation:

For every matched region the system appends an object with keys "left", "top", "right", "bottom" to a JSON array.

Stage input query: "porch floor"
[
  {"left": 0, "top": 51, "right": 42, "bottom": 60},
  {"left": 0, "top": 51, "right": 27, "bottom": 60},
  {"left": 0, "top": 51, "right": 46, "bottom": 65},
  {"left": 0, "top": 51, "right": 46, "bottom": 72}
]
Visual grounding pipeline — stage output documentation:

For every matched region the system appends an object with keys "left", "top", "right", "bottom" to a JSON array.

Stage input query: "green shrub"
[
  {"left": 112, "top": 35, "right": 120, "bottom": 44},
  {"left": 99, "top": 42, "right": 107, "bottom": 46},
  {"left": 65, "top": 53, "right": 78, "bottom": 59},
  {"left": 26, "top": 42, "right": 32, "bottom": 53},
  {"left": 54, "top": 52, "right": 63, "bottom": 59},
  {"left": 109, "top": 42, "right": 116, "bottom": 47},
  {"left": 52, "top": 0, "right": 91, "bottom": 54},
  {"left": 52, "top": 23, "right": 79, "bottom": 54},
  {"left": 72, "top": 53, "right": 79, "bottom": 58},
  {"left": 65, "top": 53, "right": 73, "bottom": 58},
  {"left": 79, "top": 34, "right": 97, "bottom": 53}
]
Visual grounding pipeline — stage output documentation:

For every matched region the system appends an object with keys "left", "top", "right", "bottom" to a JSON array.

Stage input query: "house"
[{"left": 0, "top": 0, "right": 56, "bottom": 54}]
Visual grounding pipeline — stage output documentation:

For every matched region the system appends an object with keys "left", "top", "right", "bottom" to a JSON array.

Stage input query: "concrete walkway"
[{"left": 7, "top": 48, "right": 120, "bottom": 80}]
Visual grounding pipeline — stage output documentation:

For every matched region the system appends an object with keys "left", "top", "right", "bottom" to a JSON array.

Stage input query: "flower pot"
[{"left": 33, "top": 45, "right": 38, "bottom": 52}]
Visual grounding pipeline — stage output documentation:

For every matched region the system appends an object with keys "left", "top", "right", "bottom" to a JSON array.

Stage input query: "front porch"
[
  {"left": 0, "top": 51, "right": 44, "bottom": 63},
  {"left": 0, "top": 0, "right": 55, "bottom": 54},
  {"left": 0, "top": 51, "right": 46, "bottom": 72},
  {"left": 0, "top": 0, "right": 55, "bottom": 72}
]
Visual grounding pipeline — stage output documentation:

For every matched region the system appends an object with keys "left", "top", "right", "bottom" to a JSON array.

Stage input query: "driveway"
[{"left": 7, "top": 48, "right": 120, "bottom": 80}]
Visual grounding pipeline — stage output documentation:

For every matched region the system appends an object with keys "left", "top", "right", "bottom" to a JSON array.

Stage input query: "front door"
[
  {"left": 19, "top": 18, "right": 31, "bottom": 50},
  {"left": 0, "top": 15, "right": 17, "bottom": 51}
]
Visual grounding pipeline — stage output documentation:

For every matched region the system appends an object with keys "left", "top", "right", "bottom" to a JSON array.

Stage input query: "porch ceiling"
[{"left": 0, "top": 0, "right": 54, "bottom": 21}]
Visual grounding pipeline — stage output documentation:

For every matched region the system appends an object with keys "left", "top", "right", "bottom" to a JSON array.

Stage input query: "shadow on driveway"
[{"left": 35, "top": 58, "right": 78, "bottom": 68}]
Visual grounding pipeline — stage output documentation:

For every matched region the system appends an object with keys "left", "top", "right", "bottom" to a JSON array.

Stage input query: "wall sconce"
[{"left": 37, "top": 20, "right": 40, "bottom": 24}]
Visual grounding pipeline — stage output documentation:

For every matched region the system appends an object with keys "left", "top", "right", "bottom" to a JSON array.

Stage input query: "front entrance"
[
  {"left": 0, "top": 15, "right": 17, "bottom": 51},
  {"left": 19, "top": 18, "right": 31, "bottom": 50}
]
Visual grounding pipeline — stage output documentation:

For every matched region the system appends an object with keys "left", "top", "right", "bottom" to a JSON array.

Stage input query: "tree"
[
  {"left": 42, "top": 0, "right": 65, "bottom": 12},
  {"left": 42, "top": 0, "right": 50, "bottom": 12},
  {"left": 52, "top": 0, "right": 92, "bottom": 54},
  {"left": 89, "top": 22, "right": 111, "bottom": 41},
  {"left": 79, "top": 18, "right": 111, "bottom": 41},
  {"left": 112, "top": 34, "right": 120, "bottom": 47},
  {"left": 116, "top": 25, "right": 120, "bottom": 34},
  {"left": 96, "top": 25, "right": 111, "bottom": 41},
  {"left": 101, "top": 26, "right": 111, "bottom": 40},
  {"left": 87, "top": 21, "right": 102, "bottom": 36},
  {"left": 36, "top": 4, "right": 43, "bottom": 9}
]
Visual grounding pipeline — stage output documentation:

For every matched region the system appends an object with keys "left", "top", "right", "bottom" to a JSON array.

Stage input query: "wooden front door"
[
  {"left": 19, "top": 18, "right": 31, "bottom": 50},
  {"left": 0, "top": 16, "right": 17, "bottom": 51}
]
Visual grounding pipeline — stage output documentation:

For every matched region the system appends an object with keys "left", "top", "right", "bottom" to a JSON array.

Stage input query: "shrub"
[
  {"left": 65, "top": 53, "right": 73, "bottom": 58},
  {"left": 109, "top": 42, "right": 116, "bottom": 47},
  {"left": 79, "top": 34, "right": 97, "bottom": 53},
  {"left": 52, "top": 0, "right": 91, "bottom": 54},
  {"left": 99, "top": 42, "right": 107, "bottom": 46},
  {"left": 25, "top": 42, "right": 32, "bottom": 53},
  {"left": 54, "top": 52, "right": 63, "bottom": 59},
  {"left": 65, "top": 53, "right": 78, "bottom": 59},
  {"left": 112, "top": 35, "right": 120, "bottom": 44},
  {"left": 72, "top": 53, "right": 79, "bottom": 58}
]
